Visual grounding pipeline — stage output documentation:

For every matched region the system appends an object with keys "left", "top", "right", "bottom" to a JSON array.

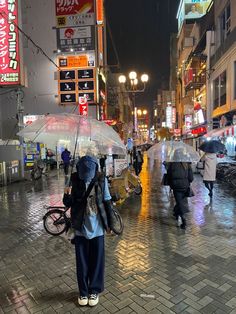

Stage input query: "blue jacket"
[{"left": 61, "top": 150, "right": 71, "bottom": 163}]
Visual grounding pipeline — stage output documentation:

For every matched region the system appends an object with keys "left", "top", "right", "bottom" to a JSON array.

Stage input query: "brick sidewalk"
[{"left": 1, "top": 161, "right": 236, "bottom": 313}]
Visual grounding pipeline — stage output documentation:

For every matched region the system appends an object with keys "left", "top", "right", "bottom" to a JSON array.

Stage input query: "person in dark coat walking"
[
  {"left": 61, "top": 148, "right": 71, "bottom": 175},
  {"left": 99, "top": 155, "right": 106, "bottom": 173},
  {"left": 133, "top": 150, "right": 143, "bottom": 175},
  {"left": 63, "top": 155, "right": 114, "bottom": 307},
  {"left": 167, "top": 157, "right": 193, "bottom": 229}
]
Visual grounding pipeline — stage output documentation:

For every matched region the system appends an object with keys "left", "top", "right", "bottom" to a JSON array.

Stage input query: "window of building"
[
  {"left": 213, "top": 71, "right": 227, "bottom": 110},
  {"left": 220, "top": 2, "right": 231, "bottom": 43}
]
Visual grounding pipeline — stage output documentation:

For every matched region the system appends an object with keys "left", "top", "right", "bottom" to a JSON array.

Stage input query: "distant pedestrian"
[
  {"left": 133, "top": 150, "right": 143, "bottom": 176},
  {"left": 61, "top": 148, "right": 71, "bottom": 175},
  {"left": 202, "top": 153, "right": 217, "bottom": 198},
  {"left": 167, "top": 150, "right": 193, "bottom": 229},
  {"left": 137, "top": 150, "right": 144, "bottom": 174},
  {"left": 99, "top": 155, "right": 106, "bottom": 173},
  {"left": 63, "top": 155, "right": 114, "bottom": 307}
]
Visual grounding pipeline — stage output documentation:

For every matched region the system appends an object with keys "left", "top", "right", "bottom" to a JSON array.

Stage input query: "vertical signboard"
[
  {"left": 79, "top": 96, "right": 88, "bottom": 116},
  {"left": 96, "top": 0, "right": 104, "bottom": 25},
  {"left": 0, "top": 0, "right": 21, "bottom": 85},
  {"left": 58, "top": 55, "right": 96, "bottom": 106},
  {"left": 166, "top": 106, "right": 173, "bottom": 128}
]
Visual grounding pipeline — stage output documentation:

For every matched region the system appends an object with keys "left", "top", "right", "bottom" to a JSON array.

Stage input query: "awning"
[{"left": 204, "top": 125, "right": 236, "bottom": 138}]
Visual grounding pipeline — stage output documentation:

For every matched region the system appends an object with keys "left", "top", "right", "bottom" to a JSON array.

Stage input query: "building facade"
[{"left": 0, "top": 0, "right": 107, "bottom": 141}]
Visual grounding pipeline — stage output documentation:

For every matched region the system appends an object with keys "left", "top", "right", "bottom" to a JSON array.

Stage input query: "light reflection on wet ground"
[{"left": 1, "top": 158, "right": 236, "bottom": 312}]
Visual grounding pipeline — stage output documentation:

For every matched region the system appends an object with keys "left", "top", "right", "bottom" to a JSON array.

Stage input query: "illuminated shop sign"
[
  {"left": 55, "top": 0, "right": 94, "bottom": 17},
  {"left": 79, "top": 96, "right": 88, "bottom": 116},
  {"left": 191, "top": 126, "right": 207, "bottom": 135},
  {"left": 58, "top": 55, "right": 96, "bottom": 106},
  {"left": 177, "top": 0, "right": 211, "bottom": 31},
  {"left": 0, "top": 0, "right": 21, "bottom": 85},
  {"left": 166, "top": 106, "right": 173, "bottom": 128},
  {"left": 96, "top": 0, "right": 104, "bottom": 25},
  {"left": 185, "top": 114, "right": 192, "bottom": 130}
]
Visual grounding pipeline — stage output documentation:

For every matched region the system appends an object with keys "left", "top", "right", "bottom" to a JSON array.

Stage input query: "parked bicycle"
[
  {"left": 43, "top": 204, "right": 124, "bottom": 236},
  {"left": 216, "top": 162, "right": 236, "bottom": 188},
  {"left": 31, "top": 159, "right": 47, "bottom": 180}
]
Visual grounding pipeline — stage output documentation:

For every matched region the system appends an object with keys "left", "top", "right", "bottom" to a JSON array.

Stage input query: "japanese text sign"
[
  {"left": 0, "top": 0, "right": 21, "bottom": 85},
  {"left": 56, "top": 0, "right": 94, "bottom": 16},
  {"left": 79, "top": 96, "right": 88, "bottom": 116}
]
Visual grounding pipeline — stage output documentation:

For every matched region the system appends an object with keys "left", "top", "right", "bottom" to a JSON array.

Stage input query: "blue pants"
[{"left": 74, "top": 235, "right": 104, "bottom": 297}]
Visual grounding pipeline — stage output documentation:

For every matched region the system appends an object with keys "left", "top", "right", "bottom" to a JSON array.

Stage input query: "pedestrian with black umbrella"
[
  {"left": 199, "top": 140, "right": 225, "bottom": 198},
  {"left": 201, "top": 153, "right": 217, "bottom": 198}
]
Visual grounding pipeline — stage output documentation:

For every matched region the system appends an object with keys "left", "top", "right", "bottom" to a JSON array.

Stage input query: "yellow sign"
[{"left": 67, "top": 56, "right": 88, "bottom": 68}]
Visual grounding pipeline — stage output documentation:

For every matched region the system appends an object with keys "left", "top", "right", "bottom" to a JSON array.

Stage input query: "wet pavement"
[{"left": 1, "top": 157, "right": 236, "bottom": 313}]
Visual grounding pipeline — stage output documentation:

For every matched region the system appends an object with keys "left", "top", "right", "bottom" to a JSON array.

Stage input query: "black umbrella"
[{"left": 199, "top": 140, "right": 226, "bottom": 153}]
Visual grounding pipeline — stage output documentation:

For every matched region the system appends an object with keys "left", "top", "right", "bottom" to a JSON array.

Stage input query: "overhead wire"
[{"left": 0, "top": 89, "right": 16, "bottom": 96}]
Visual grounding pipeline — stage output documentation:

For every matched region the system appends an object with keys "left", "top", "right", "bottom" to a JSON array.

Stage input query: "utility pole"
[{"left": 16, "top": 88, "right": 24, "bottom": 178}]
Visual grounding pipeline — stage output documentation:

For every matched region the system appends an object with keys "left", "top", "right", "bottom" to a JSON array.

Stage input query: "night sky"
[{"left": 105, "top": 0, "right": 179, "bottom": 108}]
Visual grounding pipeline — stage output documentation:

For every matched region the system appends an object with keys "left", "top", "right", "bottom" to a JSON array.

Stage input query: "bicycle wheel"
[
  {"left": 111, "top": 209, "right": 124, "bottom": 235},
  {"left": 43, "top": 209, "right": 67, "bottom": 236}
]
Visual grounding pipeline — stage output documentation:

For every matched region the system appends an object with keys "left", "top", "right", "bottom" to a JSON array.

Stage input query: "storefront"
[
  {"left": 203, "top": 125, "right": 236, "bottom": 158},
  {"left": 0, "top": 145, "right": 22, "bottom": 186}
]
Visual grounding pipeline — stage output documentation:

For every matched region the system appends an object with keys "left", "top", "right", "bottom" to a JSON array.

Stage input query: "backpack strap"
[{"left": 82, "top": 176, "right": 97, "bottom": 201}]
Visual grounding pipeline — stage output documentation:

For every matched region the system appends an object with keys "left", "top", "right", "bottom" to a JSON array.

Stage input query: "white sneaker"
[
  {"left": 78, "top": 296, "right": 88, "bottom": 306},
  {"left": 88, "top": 294, "right": 99, "bottom": 306}
]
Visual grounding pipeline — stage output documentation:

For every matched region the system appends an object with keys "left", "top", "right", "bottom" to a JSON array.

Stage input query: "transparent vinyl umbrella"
[
  {"left": 147, "top": 141, "right": 200, "bottom": 162},
  {"left": 17, "top": 113, "right": 127, "bottom": 156}
]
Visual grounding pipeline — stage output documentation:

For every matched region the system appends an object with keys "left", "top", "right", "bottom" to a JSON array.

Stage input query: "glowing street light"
[
  {"left": 118, "top": 75, "right": 126, "bottom": 84},
  {"left": 118, "top": 71, "right": 149, "bottom": 148},
  {"left": 141, "top": 74, "right": 149, "bottom": 83},
  {"left": 129, "top": 71, "right": 137, "bottom": 80}
]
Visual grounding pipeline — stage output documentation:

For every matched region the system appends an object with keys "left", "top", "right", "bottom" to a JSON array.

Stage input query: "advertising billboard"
[
  {"left": 56, "top": 0, "right": 95, "bottom": 27},
  {"left": 0, "top": 0, "right": 21, "bottom": 85},
  {"left": 57, "top": 56, "right": 96, "bottom": 105},
  {"left": 177, "top": 0, "right": 212, "bottom": 31},
  {"left": 57, "top": 26, "right": 95, "bottom": 52},
  {"left": 55, "top": 0, "right": 94, "bottom": 16}
]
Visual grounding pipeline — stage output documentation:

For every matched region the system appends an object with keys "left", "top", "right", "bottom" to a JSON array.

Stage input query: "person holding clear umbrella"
[
  {"left": 63, "top": 155, "right": 115, "bottom": 307},
  {"left": 166, "top": 148, "right": 193, "bottom": 229}
]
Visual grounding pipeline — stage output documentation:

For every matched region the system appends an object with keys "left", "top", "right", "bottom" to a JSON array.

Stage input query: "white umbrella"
[
  {"left": 148, "top": 141, "right": 200, "bottom": 162},
  {"left": 18, "top": 113, "right": 126, "bottom": 156}
]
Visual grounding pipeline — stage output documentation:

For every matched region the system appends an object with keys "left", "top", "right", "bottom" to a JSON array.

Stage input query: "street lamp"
[
  {"left": 118, "top": 71, "right": 149, "bottom": 138},
  {"left": 118, "top": 71, "right": 149, "bottom": 174}
]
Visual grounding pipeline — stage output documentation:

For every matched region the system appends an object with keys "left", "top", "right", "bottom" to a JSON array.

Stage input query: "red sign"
[
  {"left": 103, "top": 119, "right": 116, "bottom": 126},
  {"left": 184, "top": 68, "right": 193, "bottom": 86},
  {"left": 191, "top": 127, "right": 207, "bottom": 135},
  {"left": 194, "top": 102, "right": 202, "bottom": 111},
  {"left": 0, "top": 0, "right": 21, "bottom": 85},
  {"left": 79, "top": 96, "right": 88, "bottom": 116},
  {"left": 56, "top": 0, "right": 94, "bottom": 16}
]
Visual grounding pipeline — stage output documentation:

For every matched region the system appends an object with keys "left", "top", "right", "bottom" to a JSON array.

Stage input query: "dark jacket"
[
  {"left": 63, "top": 172, "right": 110, "bottom": 232},
  {"left": 61, "top": 150, "right": 71, "bottom": 164},
  {"left": 167, "top": 162, "right": 193, "bottom": 191}
]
